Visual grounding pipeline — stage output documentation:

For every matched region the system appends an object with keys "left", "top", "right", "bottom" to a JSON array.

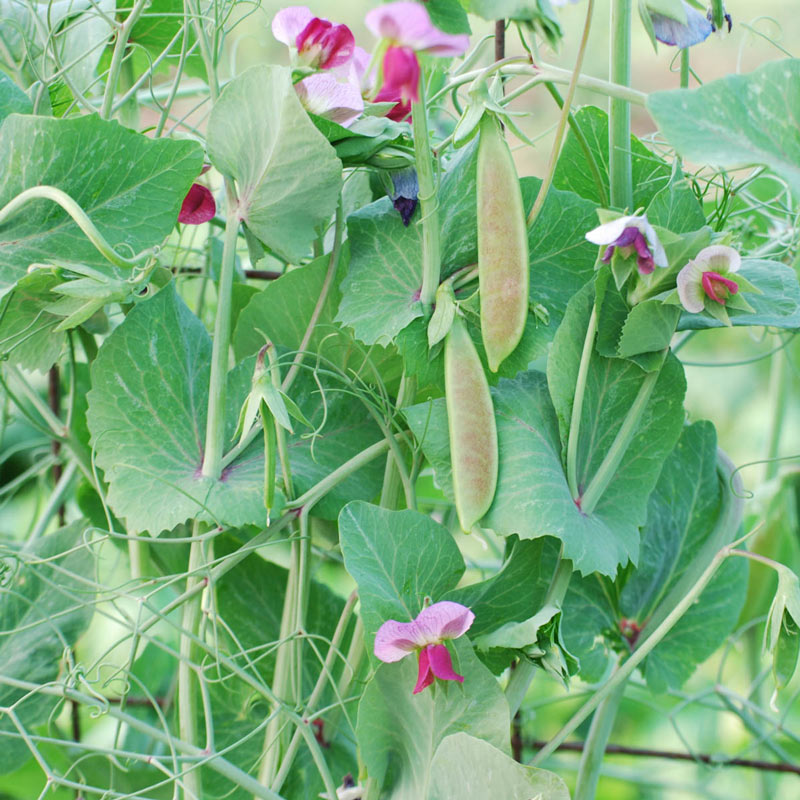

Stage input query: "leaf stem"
[
  {"left": 527, "top": 0, "right": 595, "bottom": 227},
  {"left": 101, "top": 0, "right": 150, "bottom": 119},
  {"left": 580, "top": 365, "right": 660, "bottom": 515},
  {"left": 412, "top": 79, "right": 441, "bottom": 314},
  {"left": 609, "top": 0, "right": 633, "bottom": 210},
  {"left": 567, "top": 306, "right": 598, "bottom": 501},
  {"left": 201, "top": 191, "right": 239, "bottom": 479}
]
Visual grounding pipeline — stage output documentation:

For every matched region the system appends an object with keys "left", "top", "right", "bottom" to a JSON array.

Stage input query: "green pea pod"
[
  {"left": 261, "top": 398, "right": 276, "bottom": 522},
  {"left": 477, "top": 114, "right": 530, "bottom": 372},
  {"left": 444, "top": 315, "right": 498, "bottom": 532}
]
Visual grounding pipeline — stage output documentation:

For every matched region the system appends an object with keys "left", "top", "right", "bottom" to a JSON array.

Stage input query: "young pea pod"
[
  {"left": 261, "top": 399, "right": 277, "bottom": 523},
  {"left": 477, "top": 114, "right": 530, "bottom": 372},
  {"left": 444, "top": 315, "right": 498, "bottom": 532}
]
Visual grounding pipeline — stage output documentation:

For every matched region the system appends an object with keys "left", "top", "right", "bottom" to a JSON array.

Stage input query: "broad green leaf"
[
  {"left": 357, "top": 637, "right": 510, "bottom": 799},
  {"left": 338, "top": 501, "right": 465, "bottom": 652},
  {"left": 0, "top": 114, "right": 202, "bottom": 294},
  {"left": 0, "top": 71, "right": 31, "bottom": 124},
  {"left": 466, "top": 0, "right": 543, "bottom": 21},
  {"left": 648, "top": 60, "right": 800, "bottom": 198},
  {"left": 616, "top": 300, "right": 680, "bottom": 362},
  {"left": 0, "top": 271, "right": 65, "bottom": 371},
  {"left": 207, "top": 65, "right": 342, "bottom": 262},
  {"left": 562, "top": 423, "right": 749, "bottom": 691},
  {"left": 86, "top": 284, "right": 271, "bottom": 535},
  {"left": 0, "top": 523, "right": 95, "bottom": 774},
  {"left": 311, "top": 114, "right": 412, "bottom": 167},
  {"left": 426, "top": 0, "right": 471, "bottom": 33},
  {"left": 553, "top": 106, "right": 672, "bottom": 210},
  {"left": 645, "top": 174, "right": 705, "bottom": 233},
  {"left": 677, "top": 259, "right": 800, "bottom": 330},
  {"left": 335, "top": 197, "right": 424, "bottom": 345},
  {"left": 430, "top": 733, "right": 570, "bottom": 800}
]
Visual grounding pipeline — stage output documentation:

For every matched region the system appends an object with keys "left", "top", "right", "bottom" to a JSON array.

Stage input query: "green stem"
[
  {"left": 527, "top": 0, "right": 595, "bottom": 227},
  {"left": 764, "top": 350, "right": 789, "bottom": 482},
  {"left": 178, "top": 523, "right": 206, "bottom": 800},
  {"left": 580, "top": 366, "right": 660, "bottom": 515},
  {"left": 201, "top": 193, "right": 239, "bottom": 479},
  {"left": 0, "top": 187, "right": 156, "bottom": 269},
  {"left": 101, "top": 0, "right": 150, "bottom": 119},
  {"left": 531, "top": 537, "right": 743, "bottom": 766},
  {"left": 412, "top": 80, "right": 441, "bottom": 314},
  {"left": 573, "top": 677, "right": 626, "bottom": 800},
  {"left": 26, "top": 459, "right": 77, "bottom": 542},
  {"left": 609, "top": 0, "right": 633, "bottom": 210},
  {"left": 680, "top": 49, "right": 690, "bottom": 89},
  {"left": 567, "top": 307, "right": 598, "bottom": 501}
]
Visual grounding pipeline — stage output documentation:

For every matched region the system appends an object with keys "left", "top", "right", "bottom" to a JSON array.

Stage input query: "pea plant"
[{"left": 2, "top": 0, "right": 800, "bottom": 798}]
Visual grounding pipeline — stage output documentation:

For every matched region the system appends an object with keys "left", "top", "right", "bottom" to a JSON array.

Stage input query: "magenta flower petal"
[
  {"left": 374, "top": 619, "right": 426, "bottom": 663},
  {"left": 295, "top": 67, "right": 364, "bottom": 126},
  {"left": 272, "top": 6, "right": 314, "bottom": 47},
  {"left": 701, "top": 271, "right": 739, "bottom": 304},
  {"left": 178, "top": 183, "right": 215, "bottom": 225},
  {"left": 414, "top": 601, "right": 475, "bottom": 643},
  {"left": 426, "top": 643, "right": 464, "bottom": 684},
  {"left": 365, "top": 1, "right": 468, "bottom": 56},
  {"left": 382, "top": 46, "right": 420, "bottom": 104},
  {"left": 413, "top": 646, "right": 435, "bottom": 694},
  {"left": 296, "top": 17, "right": 355, "bottom": 69}
]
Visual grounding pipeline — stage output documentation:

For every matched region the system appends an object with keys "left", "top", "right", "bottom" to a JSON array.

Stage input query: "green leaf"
[
  {"left": 207, "top": 65, "right": 342, "bottom": 262},
  {"left": 645, "top": 0, "right": 687, "bottom": 23},
  {"left": 0, "top": 114, "right": 202, "bottom": 294},
  {"left": 0, "top": 523, "right": 95, "bottom": 774},
  {"left": 357, "top": 637, "right": 510, "bottom": 799},
  {"left": 466, "top": 0, "right": 543, "bottom": 22},
  {"left": 335, "top": 197, "right": 424, "bottom": 345},
  {"left": 86, "top": 284, "right": 273, "bottom": 535},
  {"left": 553, "top": 106, "right": 672, "bottom": 210},
  {"left": 0, "top": 71, "right": 31, "bottom": 124},
  {"left": 311, "top": 114, "right": 412, "bottom": 167},
  {"left": 616, "top": 300, "right": 680, "bottom": 362},
  {"left": 645, "top": 174, "right": 705, "bottom": 233},
  {"left": 677, "top": 259, "right": 800, "bottom": 330},
  {"left": 647, "top": 60, "right": 800, "bottom": 199},
  {"left": 338, "top": 501, "right": 465, "bottom": 652},
  {"left": 429, "top": 733, "right": 570, "bottom": 800},
  {"left": 426, "top": 0, "right": 471, "bottom": 33}
]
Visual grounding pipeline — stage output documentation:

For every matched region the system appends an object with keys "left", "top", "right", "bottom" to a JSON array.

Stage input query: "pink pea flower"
[
  {"left": 365, "top": 1, "right": 469, "bottom": 105},
  {"left": 272, "top": 6, "right": 355, "bottom": 70},
  {"left": 677, "top": 245, "right": 741, "bottom": 313},
  {"left": 586, "top": 213, "right": 668, "bottom": 275},
  {"left": 374, "top": 601, "right": 474, "bottom": 694},
  {"left": 178, "top": 183, "right": 215, "bottom": 225},
  {"left": 295, "top": 61, "right": 365, "bottom": 127}
]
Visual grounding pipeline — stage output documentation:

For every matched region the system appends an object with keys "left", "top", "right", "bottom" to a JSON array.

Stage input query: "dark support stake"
[
  {"left": 48, "top": 365, "right": 65, "bottom": 526},
  {"left": 495, "top": 19, "right": 505, "bottom": 62}
]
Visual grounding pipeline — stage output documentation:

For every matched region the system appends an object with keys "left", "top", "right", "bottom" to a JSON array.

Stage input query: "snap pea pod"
[
  {"left": 445, "top": 315, "right": 498, "bottom": 532},
  {"left": 477, "top": 113, "right": 530, "bottom": 372}
]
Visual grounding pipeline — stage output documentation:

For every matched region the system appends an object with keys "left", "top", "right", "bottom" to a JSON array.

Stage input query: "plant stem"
[
  {"left": 101, "top": 0, "right": 150, "bottom": 119},
  {"left": 27, "top": 460, "right": 77, "bottom": 543},
  {"left": 609, "top": 0, "right": 633, "bottom": 210},
  {"left": 573, "top": 677, "right": 626, "bottom": 800},
  {"left": 527, "top": 0, "right": 595, "bottom": 227},
  {"left": 412, "top": 79, "right": 441, "bottom": 314},
  {"left": 764, "top": 350, "right": 788, "bottom": 482},
  {"left": 580, "top": 366, "right": 660, "bottom": 515},
  {"left": 567, "top": 306, "right": 598, "bottom": 501},
  {"left": 680, "top": 49, "right": 690, "bottom": 89},
  {"left": 178, "top": 522, "right": 206, "bottom": 800},
  {"left": 201, "top": 192, "right": 239, "bottom": 479}
]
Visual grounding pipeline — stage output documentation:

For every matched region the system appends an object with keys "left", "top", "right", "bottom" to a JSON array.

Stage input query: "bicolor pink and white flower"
[
  {"left": 178, "top": 183, "right": 215, "bottom": 225},
  {"left": 586, "top": 213, "right": 668, "bottom": 275},
  {"left": 676, "top": 245, "right": 741, "bottom": 313},
  {"left": 374, "top": 600, "right": 474, "bottom": 694},
  {"left": 365, "top": 2, "right": 469, "bottom": 105},
  {"left": 272, "top": 6, "right": 355, "bottom": 70}
]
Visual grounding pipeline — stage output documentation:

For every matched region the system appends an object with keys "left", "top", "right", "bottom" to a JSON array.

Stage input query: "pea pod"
[
  {"left": 445, "top": 315, "right": 498, "bottom": 532},
  {"left": 477, "top": 114, "right": 530, "bottom": 372}
]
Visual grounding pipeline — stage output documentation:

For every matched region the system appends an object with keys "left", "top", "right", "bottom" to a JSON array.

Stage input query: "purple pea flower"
[
  {"left": 676, "top": 245, "right": 741, "bottom": 313},
  {"left": 374, "top": 600, "right": 474, "bottom": 694},
  {"left": 649, "top": 0, "right": 712, "bottom": 48},
  {"left": 585, "top": 213, "right": 668, "bottom": 275},
  {"left": 272, "top": 6, "right": 355, "bottom": 70},
  {"left": 365, "top": 1, "right": 469, "bottom": 105},
  {"left": 178, "top": 183, "right": 215, "bottom": 225}
]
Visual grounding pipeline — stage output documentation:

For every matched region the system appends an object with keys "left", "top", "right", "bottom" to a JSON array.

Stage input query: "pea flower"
[
  {"left": 648, "top": 0, "right": 712, "bottom": 48},
  {"left": 585, "top": 213, "right": 667, "bottom": 275},
  {"left": 374, "top": 600, "right": 474, "bottom": 694},
  {"left": 178, "top": 183, "right": 215, "bottom": 225},
  {"left": 675, "top": 244, "right": 758, "bottom": 326},
  {"left": 272, "top": 6, "right": 355, "bottom": 70},
  {"left": 365, "top": 2, "right": 469, "bottom": 105}
]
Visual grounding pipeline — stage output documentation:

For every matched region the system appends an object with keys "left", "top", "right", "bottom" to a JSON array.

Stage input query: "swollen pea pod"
[
  {"left": 445, "top": 315, "right": 498, "bottom": 532},
  {"left": 477, "top": 113, "right": 530, "bottom": 372}
]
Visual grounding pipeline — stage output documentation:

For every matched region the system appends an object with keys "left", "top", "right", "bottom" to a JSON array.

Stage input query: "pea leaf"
[
  {"left": 0, "top": 71, "right": 31, "bottom": 124},
  {"left": 426, "top": 0, "right": 471, "bottom": 34},
  {"left": 0, "top": 114, "right": 202, "bottom": 295},
  {"left": 207, "top": 65, "right": 342, "bottom": 263},
  {"left": 648, "top": 59, "right": 800, "bottom": 198},
  {"left": 357, "top": 637, "right": 510, "bottom": 799}
]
